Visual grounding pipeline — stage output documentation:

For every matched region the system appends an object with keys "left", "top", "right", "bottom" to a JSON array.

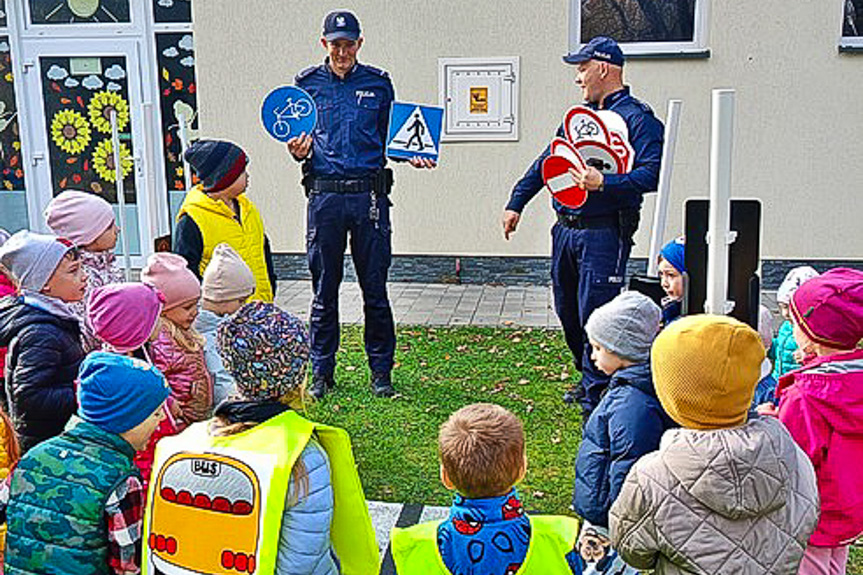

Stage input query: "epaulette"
[
  {"left": 363, "top": 64, "right": 390, "bottom": 79},
  {"left": 295, "top": 64, "right": 321, "bottom": 82}
]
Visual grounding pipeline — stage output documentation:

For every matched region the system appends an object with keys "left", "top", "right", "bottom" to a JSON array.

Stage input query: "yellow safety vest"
[
  {"left": 391, "top": 515, "right": 579, "bottom": 575},
  {"left": 142, "top": 410, "right": 378, "bottom": 575},
  {"left": 178, "top": 185, "right": 274, "bottom": 302}
]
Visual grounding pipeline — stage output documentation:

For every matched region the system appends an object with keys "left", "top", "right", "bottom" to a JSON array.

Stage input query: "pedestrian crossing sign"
[{"left": 386, "top": 102, "right": 444, "bottom": 161}]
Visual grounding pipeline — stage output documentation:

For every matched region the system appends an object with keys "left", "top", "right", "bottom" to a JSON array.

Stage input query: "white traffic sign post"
[
  {"left": 110, "top": 109, "right": 132, "bottom": 281},
  {"left": 647, "top": 99, "right": 683, "bottom": 276},
  {"left": 705, "top": 89, "right": 736, "bottom": 315}
]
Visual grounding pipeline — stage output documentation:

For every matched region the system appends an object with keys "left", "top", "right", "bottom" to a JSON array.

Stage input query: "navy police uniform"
[
  {"left": 506, "top": 86, "right": 664, "bottom": 417},
  {"left": 296, "top": 59, "right": 396, "bottom": 380}
]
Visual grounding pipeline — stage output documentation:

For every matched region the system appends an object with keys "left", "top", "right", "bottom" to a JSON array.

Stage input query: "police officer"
[
  {"left": 287, "top": 11, "right": 435, "bottom": 399},
  {"left": 501, "top": 37, "right": 664, "bottom": 420}
]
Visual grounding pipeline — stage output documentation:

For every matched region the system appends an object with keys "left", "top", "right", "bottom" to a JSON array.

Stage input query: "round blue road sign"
[{"left": 261, "top": 86, "right": 317, "bottom": 142}]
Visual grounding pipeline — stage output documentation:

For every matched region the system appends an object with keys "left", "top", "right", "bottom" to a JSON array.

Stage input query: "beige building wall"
[{"left": 194, "top": 0, "right": 863, "bottom": 260}]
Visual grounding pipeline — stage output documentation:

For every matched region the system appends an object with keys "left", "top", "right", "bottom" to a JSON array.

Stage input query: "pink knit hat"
[
  {"left": 141, "top": 253, "right": 201, "bottom": 310},
  {"left": 44, "top": 190, "right": 115, "bottom": 247},
  {"left": 791, "top": 267, "right": 863, "bottom": 350},
  {"left": 88, "top": 283, "right": 165, "bottom": 352}
]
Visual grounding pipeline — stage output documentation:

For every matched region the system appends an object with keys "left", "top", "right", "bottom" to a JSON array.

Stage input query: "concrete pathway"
[{"left": 275, "top": 280, "right": 559, "bottom": 328}]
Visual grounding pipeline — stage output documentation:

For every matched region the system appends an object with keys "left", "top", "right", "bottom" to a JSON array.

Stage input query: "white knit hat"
[
  {"left": 202, "top": 243, "right": 256, "bottom": 302},
  {"left": 776, "top": 266, "right": 819, "bottom": 305}
]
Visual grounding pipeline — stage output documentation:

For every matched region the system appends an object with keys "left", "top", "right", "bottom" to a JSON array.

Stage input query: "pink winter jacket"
[
  {"left": 135, "top": 323, "right": 212, "bottom": 484},
  {"left": 0, "top": 272, "right": 15, "bottom": 376},
  {"left": 777, "top": 348, "right": 863, "bottom": 547}
]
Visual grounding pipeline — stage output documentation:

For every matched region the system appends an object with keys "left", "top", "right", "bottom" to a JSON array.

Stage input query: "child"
[
  {"left": 392, "top": 403, "right": 580, "bottom": 574},
  {"left": 137, "top": 252, "right": 212, "bottom": 484},
  {"left": 88, "top": 282, "right": 165, "bottom": 360},
  {"left": 0, "top": 396, "right": 19, "bottom": 568},
  {"left": 776, "top": 268, "right": 863, "bottom": 574},
  {"left": 45, "top": 189, "right": 125, "bottom": 352},
  {"left": 752, "top": 304, "right": 779, "bottom": 408},
  {"left": 0, "top": 231, "right": 86, "bottom": 453},
  {"left": 656, "top": 237, "right": 685, "bottom": 325},
  {"left": 571, "top": 291, "right": 674, "bottom": 574},
  {"left": 772, "top": 266, "right": 819, "bottom": 379},
  {"left": 142, "top": 302, "right": 378, "bottom": 575},
  {"left": 0, "top": 229, "right": 15, "bottom": 382},
  {"left": 609, "top": 314, "right": 819, "bottom": 574},
  {"left": 1, "top": 352, "right": 169, "bottom": 574},
  {"left": 174, "top": 139, "right": 276, "bottom": 302},
  {"left": 195, "top": 243, "right": 256, "bottom": 406}
]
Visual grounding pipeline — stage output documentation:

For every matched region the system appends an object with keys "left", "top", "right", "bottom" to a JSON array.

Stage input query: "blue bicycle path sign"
[
  {"left": 386, "top": 102, "right": 443, "bottom": 162},
  {"left": 261, "top": 86, "right": 317, "bottom": 142}
]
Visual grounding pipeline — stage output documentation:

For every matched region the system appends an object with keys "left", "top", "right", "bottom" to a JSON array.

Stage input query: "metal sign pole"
[
  {"left": 647, "top": 99, "right": 682, "bottom": 276},
  {"left": 177, "top": 108, "right": 192, "bottom": 192},
  {"left": 705, "top": 89, "right": 736, "bottom": 315},
  {"left": 110, "top": 109, "right": 132, "bottom": 281}
]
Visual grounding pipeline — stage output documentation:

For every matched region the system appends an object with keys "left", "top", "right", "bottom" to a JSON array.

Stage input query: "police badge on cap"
[{"left": 323, "top": 10, "right": 361, "bottom": 41}]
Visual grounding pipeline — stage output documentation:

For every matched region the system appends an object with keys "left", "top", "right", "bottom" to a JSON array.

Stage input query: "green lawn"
[
  {"left": 305, "top": 325, "right": 582, "bottom": 514},
  {"left": 304, "top": 325, "right": 863, "bottom": 574}
]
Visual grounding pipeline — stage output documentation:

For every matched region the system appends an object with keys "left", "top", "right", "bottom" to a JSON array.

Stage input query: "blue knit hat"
[
  {"left": 217, "top": 302, "right": 310, "bottom": 401},
  {"left": 659, "top": 236, "right": 686, "bottom": 274},
  {"left": 77, "top": 352, "right": 171, "bottom": 434},
  {"left": 183, "top": 139, "right": 248, "bottom": 193}
]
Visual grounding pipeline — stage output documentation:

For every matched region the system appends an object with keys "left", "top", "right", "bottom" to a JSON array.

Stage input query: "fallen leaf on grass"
[
  {"left": 456, "top": 345, "right": 468, "bottom": 352},
  {"left": 526, "top": 404, "right": 535, "bottom": 414},
  {"left": 424, "top": 404, "right": 438, "bottom": 413},
  {"left": 518, "top": 378, "right": 530, "bottom": 385},
  {"left": 532, "top": 490, "right": 546, "bottom": 499},
  {"left": 345, "top": 365, "right": 356, "bottom": 372}
]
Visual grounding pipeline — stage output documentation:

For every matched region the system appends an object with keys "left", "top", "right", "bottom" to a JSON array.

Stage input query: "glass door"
[{"left": 20, "top": 38, "right": 150, "bottom": 262}]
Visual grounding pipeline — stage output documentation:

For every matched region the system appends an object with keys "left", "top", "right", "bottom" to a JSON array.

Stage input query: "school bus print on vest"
[{"left": 147, "top": 452, "right": 262, "bottom": 574}]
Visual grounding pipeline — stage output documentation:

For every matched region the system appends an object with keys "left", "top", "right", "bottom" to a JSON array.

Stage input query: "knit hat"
[
  {"left": 758, "top": 304, "right": 774, "bottom": 350},
  {"left": 183, "top": 139, "right": 248, "bottom": 193},
  {"left": 652, "top": 314, "right": 764, "bottom": 430},
  {"left": 77, "top": 352, "right": 171, "bottom": 434},
  {"left": 776, "top": 266, "right": 819, "bottom": 305},
  {"left": 585, "top": 291, "right": 661, "bottom": 362},
  {"left": 88, "top": 283, "right": 165, "bottom": 352},
  {"left": 0, "top": 231, "right": 75, "bottom": 292},
  {"left": 202, "top": 243, "right": 256, "bottom": 303},
  {"left": 141, "top": 252, "right": 201, "bottom": 310},
  {"left": 790, "top": 267, "right": 863, "bottom": 350},
  {"left": 0, "top": 228, "right": 10, "bottom": 246},
  {"left": 659, "top": 236, "right": 686, "bottom": 274},
  {"left": 217, "top": 302, "right": 310, "bottom": 401},
  {"left": 44, "top": 190, "right": 115, "bottom": 247}
]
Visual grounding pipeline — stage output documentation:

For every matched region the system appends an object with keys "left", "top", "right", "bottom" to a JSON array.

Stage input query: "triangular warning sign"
[{"left": 389, "top": 107, "right": 437, "bottom": 154}]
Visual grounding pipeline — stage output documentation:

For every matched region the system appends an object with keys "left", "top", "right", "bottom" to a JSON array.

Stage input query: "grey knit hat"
[
  {"left": 0, "top": 231, "right": 75, "bottom": 292},
  {"left": 585, "top": 291, "right": 661, "bottom": 362}
]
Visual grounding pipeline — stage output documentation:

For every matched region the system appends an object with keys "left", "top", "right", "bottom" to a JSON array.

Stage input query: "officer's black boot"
[
  {"left": 310, "top": 373, "right": 335, "bottom": 400},
  {"left": 371, "top": 371, "right": 395, "bottom": 397}
]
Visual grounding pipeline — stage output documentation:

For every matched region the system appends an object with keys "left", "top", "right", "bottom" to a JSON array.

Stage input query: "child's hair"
[
  {"left": 161, "top": 315, "right": 206, "bottom": 353},
  {"left": 438, "top": 403, "right": 525, "bottom": 498}
]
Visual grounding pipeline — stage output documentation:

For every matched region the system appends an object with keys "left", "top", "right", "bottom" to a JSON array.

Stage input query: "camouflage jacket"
[{"left": 4, "top": 419, "right": 139, "bottom": 575}]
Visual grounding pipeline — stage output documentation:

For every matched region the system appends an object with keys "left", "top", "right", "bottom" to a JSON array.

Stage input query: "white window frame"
[
  {"left": 568, "top": 0, "right": 710, "bottom": 58},
  {"left": 840, "top": 0, "right": 863, "bottom": 50}
]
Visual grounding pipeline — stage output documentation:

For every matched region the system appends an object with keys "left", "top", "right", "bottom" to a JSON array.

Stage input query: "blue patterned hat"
[{"left": 216, "top": 302, "right": 310, "bottom": 401}]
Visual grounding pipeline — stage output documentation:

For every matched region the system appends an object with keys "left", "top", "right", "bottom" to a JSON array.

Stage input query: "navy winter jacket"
[
  {"left": 0, "top": 297, "right": 83, "bottom": 453},
  {"left": 572, "top": 362, "right": 674, "bottom": 528}
]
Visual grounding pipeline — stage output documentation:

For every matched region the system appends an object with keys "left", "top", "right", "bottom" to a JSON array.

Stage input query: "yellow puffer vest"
[
  {"left": 392, "top": 515, "right": 579, "bottom": 574},
  {"left": 142, "top": 410, "right": 379, "bottom": 575},
  {"left": 177, "top": 185, "right": 273, "bottom": 302}
]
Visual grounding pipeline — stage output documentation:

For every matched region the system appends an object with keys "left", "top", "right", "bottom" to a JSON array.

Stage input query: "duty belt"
[
  {"left": 304, "top": 169, "right": 393, "bottom": 194},
  {"left": 556, "top": 213, "right": 618, "bottom": 230}
]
